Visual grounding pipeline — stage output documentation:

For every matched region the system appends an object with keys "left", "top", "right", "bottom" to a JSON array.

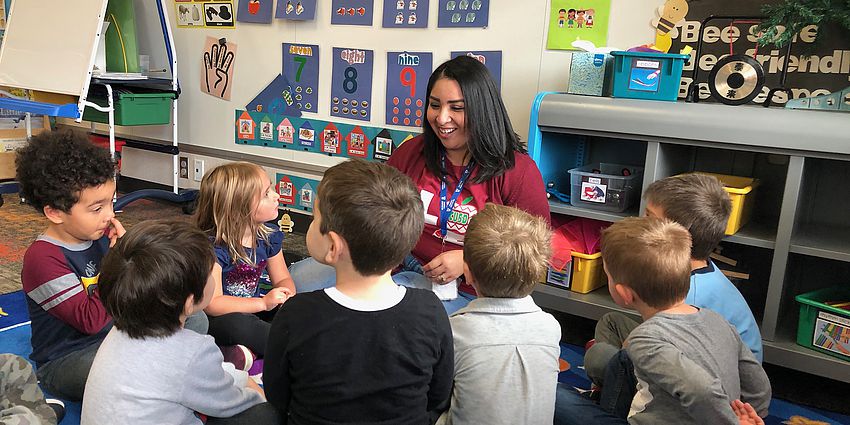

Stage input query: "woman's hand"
[{"left": 422, "top": 250, "right": 464, "bottom": 285}]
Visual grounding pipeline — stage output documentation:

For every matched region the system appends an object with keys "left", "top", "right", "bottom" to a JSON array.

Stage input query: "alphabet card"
[
  {"left": 331, "top": 47, "right": 374, "bottom": 122},
  {"left": 275, "top": 0, "right": 317, "bottom": 20},
  {"left": 382, "top": 0, "right": 429, "bottom": 28},
  {"left": 451, "top": 50, "right": 502, "bottom": 89},
  {"left": 237, "top": 0, "right": 274, "bottom": 23},
  {"left": 282, "top": 43, "right": 320, "bottom": 113},
  {"left": 437, "top": 0, "right": 489, "bottom": 28},
  {"left": 386, "top": 51, "right": 432, "bottom": 127},
  {"left": 331, "top": 0, "right": 374, "bottom": 26}
]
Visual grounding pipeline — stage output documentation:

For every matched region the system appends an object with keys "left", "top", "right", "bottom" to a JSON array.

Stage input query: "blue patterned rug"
[{"left": 2, "top": 290, "right": 849, "bottom": 424}]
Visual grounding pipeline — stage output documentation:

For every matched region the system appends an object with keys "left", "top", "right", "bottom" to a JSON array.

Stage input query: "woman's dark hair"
[
  {"left": 99, "top": 220, "right": 215, "bottom": 339},
  {"left": 422, "top": 55, "right": 525, "bottom": 184}
]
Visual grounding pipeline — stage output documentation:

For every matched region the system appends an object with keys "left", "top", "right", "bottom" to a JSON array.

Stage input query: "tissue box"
[{"left": 567, "top": 52, "right": 613, "bottom": 97}]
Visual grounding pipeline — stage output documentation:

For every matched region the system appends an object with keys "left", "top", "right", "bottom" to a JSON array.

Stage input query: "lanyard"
[{"left": 439, "top": 153, "right": 474, "bottom": 240}]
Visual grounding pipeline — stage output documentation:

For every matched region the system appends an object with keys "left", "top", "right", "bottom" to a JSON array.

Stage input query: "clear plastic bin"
[{"left": 569, "top": 163, "right": 644, "bottom": 212}]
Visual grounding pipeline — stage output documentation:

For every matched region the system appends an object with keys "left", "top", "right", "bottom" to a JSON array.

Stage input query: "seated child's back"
[
  {"left": 82, "top": 220, "right": 273, "bottom": 425},
  {"left": 605, "top": 218, "right": 771, "bottom": 424},
  {"left": 645, "top": 174, "right": 762, "bottom": 360},
  {"left": 437, "top": 204, "right": 561, "bottom": 425},
  {"left": 264, "top": 160, "right": 453, "bottom": 424}
]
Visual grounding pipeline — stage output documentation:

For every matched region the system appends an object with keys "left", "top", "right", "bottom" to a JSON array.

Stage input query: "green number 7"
[{"left": 293, "top": 56, "right": 307, "bottom": 82}]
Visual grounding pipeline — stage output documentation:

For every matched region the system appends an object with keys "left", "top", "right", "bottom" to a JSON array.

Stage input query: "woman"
[
  {"left": 386, "top": 55, "right": 550, "bottom": 313},
  {"left": 290, "top": 56, "right": 549, "bottom": 313}
]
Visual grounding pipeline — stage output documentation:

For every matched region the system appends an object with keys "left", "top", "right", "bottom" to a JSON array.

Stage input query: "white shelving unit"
[{"left": 528, "top": 93, "right": 850, "bottom": 383}]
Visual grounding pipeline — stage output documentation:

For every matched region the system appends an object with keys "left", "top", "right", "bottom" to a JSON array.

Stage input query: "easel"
[{"left": 0, "top": 0, "right": 195, "bottom": 210}]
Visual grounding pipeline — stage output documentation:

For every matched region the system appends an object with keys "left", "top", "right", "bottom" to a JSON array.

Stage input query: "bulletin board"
[{"left": 89, "top": 1, "right": 663, "bottom": 182}]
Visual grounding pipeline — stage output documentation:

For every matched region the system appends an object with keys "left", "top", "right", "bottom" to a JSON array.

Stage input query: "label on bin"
[
  {"left": 581, "top": 182, "right": 607, "bottom": 203},
  {"left": 628, "top": 58, "right": 661, "bottom": 93},
  {"left": 812, "top": 312, "right": 850, "bottom": 356}
]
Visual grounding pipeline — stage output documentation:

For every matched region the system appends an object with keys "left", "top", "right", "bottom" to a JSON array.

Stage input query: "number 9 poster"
[
  {"left": 386, "top": 51, "right": 432, "bottom": 128},
  {"left": 331, "top": 47, "right": 374, "bottom": 122}
]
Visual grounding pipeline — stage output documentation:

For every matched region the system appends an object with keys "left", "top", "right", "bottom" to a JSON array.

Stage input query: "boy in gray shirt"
[
  {"left": 82, "top": 220, "right": 278, "bottom": 425},
  {"left": 555, "top": 217, "right": 771, "bottom": 425},
  {"left": 436, "top": 204, "right": 561, "bottom": 424}
]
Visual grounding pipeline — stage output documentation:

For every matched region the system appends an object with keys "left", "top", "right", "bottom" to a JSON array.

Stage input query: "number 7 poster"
[
  {"left": 386, "top": 52, "right": 432, "bottom": 128},
  {"left": 331, "top": 47, "right": 374, "bottom": 122},
  {"left": 283, "top": 43, "right": 320, "bottom": 113}
]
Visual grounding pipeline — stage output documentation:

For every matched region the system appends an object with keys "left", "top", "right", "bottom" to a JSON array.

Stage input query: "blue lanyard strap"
[{"left": 439, "top": 154, "right": 474, "bottom": 239}]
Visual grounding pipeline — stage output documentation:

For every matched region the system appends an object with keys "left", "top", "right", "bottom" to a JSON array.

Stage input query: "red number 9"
[{"left": 400, "top": 67, "right": 416, "bottom": 98}]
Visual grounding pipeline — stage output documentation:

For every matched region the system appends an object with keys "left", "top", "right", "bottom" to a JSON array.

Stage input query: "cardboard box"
[
  {"left": 567, "top": 52, "right": 613, "bottom": 97},
  {"left": 0, "top": 139, "right": 27, "bottom": 180}
]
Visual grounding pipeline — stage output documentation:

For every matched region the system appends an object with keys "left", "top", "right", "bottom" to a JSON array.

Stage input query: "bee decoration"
[{"left": 650, "top": 0, "right": 689, "bottom": 53}]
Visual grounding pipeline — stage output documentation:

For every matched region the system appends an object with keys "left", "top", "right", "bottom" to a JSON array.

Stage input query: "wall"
[{"left": 106, "top": 0, "right": 660, "bottom": 189}]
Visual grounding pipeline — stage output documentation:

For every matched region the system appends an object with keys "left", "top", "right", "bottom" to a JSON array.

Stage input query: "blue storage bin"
[{"left": 610, "top": 51, "right": 689, "bottom": 102}]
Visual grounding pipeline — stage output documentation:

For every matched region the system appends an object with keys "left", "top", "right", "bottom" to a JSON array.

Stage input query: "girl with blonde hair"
[{"left": 194, "top": 161, "right": 295, "bottom": 366}]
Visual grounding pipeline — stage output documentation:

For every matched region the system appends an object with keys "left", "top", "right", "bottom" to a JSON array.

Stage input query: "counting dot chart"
[
  {"left": 386, "top": 51, "right": 431, "bottom": 128},
  {"left": 283, "top": 43, "right": 320, "bottom": 113},
  {"left": 332, "top": 47, "right": 374, "bottom": 122}
]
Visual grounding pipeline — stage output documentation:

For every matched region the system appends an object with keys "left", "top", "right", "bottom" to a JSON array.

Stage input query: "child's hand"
[
  {"left": 107, "top": 218, "right": 126, "bottom": 248},
  {"left": 262, "top": 287, "right": 289, "bottom": 311},
  {"left": 731, "top": 400, "right": 763, "bottom": 425}
]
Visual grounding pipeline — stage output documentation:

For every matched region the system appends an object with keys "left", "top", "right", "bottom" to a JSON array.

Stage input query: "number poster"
[
  {"left": 283, "top": 43, "right": 320, "bottom": 113},
  {"left": 331, "top": 0, "right": 374, "bottom": 26},
  {"left": 331, "top": 47, "right": 374, "bottom": 122},
  {"left": 382, "top": 0, "right": 429, "bottom": 28},
  {"left": 451, "top": 50, "right": 502, "bottom": 89},
  {"left": 386, "top": 51, "right": 432, "bottom": 127}
]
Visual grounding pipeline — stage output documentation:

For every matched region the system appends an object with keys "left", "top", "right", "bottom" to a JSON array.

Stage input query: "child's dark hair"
[
  {"left": 15, "top": 130, "right": 115, "bottom": 213},
  {"left": 643, "top": 173, "right": 732, "bottom": 260},
  {"left": 99, "top": 219, "right": 214, "bottom": 339},
  {"left": 317, "top": 159, "right": 424, "bottom": 276}
]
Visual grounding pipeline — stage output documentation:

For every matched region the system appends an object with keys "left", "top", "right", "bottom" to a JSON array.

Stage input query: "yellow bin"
[
  {"left": 695, "top": 172, "right": 760, "bottom": 235},
  {"left": 542, "top": 251, "right": 606, "bottom": 294}
]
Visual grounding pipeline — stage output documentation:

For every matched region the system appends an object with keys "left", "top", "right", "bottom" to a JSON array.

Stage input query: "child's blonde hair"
[
  {"left": 194, "top": 161, "right": 274, "bottom": 266},
  {"left": 600, "top": 217, "right": 692, "bottom": 309},
  {"left": 464, "top": 204, "right": 551, "bottom": 298}
]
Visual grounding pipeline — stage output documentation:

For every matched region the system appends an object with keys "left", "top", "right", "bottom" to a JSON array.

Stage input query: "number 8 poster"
[
  {"left": 386, "top": 51, "right": 432, "bottom": 128},
  {"left": 283, "top": 43, "right": 320, "bottom": 113},
  {"left": 331, "top": 47, "right": 374, "bottom": 122}
]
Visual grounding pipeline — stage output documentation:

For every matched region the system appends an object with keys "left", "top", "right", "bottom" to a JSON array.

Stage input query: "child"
[
  {"left": 82, "top": 220, "right": 278, "bottom": 424},
  {"left": 17, "top": 131, "right": 207, "bottom": 402},
  {"left": 264, "top": 159, "right": 453, "bottom": 423},
  {"left": 555, "top": 218, "right": 771, "bottom": 425},
  {"left": 436, "top": 204, "right": 561, "bottom": 425},
  {"left": 585, "top": 174, "right": 763, "bottom": 397},
  {"left": 16, "top": 131, "right": 124, "bottom": 402},
  {"left": 194, "top": 161, "right": 296, "bottom": 364},
  {"left": 0, "top": 353, "right": 65, "bottom": 424}
]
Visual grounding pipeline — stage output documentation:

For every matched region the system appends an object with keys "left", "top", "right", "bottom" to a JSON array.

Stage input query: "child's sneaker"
[
  {"left": 46, "top": 398, "right": 66, "bottom": 423},
  {"left": 220, "top": 344, "right": 255, "bottom": 372}
]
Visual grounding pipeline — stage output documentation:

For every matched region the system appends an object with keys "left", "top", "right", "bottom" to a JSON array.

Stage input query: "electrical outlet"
[
  {"left": 193, "top": 159, "right": 205, "bottom": 182},
  {"left": 179, "top": 157, "right": 189, "bottom": 179}
]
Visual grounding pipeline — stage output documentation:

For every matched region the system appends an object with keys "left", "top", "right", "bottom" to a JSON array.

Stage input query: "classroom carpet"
[{"left": 2, "top": 290, "right": 849, "bottom": 425}]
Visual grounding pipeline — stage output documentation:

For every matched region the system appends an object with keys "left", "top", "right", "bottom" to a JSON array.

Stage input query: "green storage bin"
[
  {"left": 795, "top": 286, "right": 850, "bottom": 361},
  {"left": 83, "top": 91, "right": 175, "bottom": 126}
]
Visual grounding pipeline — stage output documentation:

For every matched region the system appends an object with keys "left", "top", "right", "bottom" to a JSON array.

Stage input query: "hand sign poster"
[{"left": 201, "top": 37, "right": 237, "bottom": 101}]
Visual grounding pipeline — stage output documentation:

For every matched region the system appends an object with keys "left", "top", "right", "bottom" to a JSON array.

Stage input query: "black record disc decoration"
[{"left": 708, "top": 54, "right": 766, "bottom": 105}]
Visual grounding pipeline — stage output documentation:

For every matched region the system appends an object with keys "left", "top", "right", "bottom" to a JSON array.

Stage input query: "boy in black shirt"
[{"left": 264, "top": 159, "right": 453, "bottom": 424}]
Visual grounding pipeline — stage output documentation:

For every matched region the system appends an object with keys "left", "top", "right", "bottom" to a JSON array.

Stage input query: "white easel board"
[{"left": 0, "top": 0, "right": 108, "bottom": 96}]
